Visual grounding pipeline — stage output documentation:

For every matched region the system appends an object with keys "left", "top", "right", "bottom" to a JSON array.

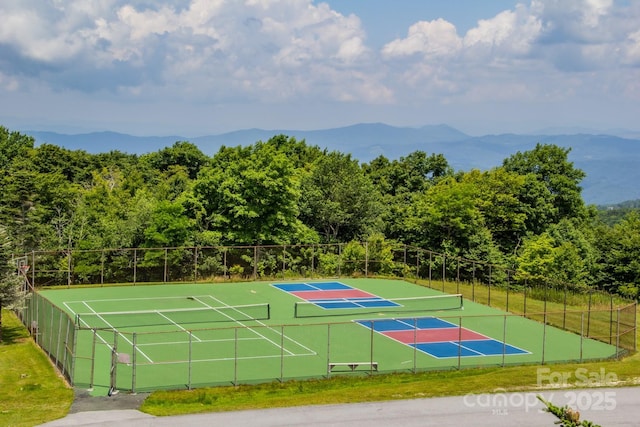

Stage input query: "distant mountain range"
[{"left": 23, "top": 123, "right": 640, "bottom": 206}]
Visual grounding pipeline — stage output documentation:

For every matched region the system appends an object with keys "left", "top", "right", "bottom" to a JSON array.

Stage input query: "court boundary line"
[
  {"left": 356, "top": 317, "right": 531, "bottom": 359},
  {"left": 80, "top": 301, "right": 154, "bottom": 363}
]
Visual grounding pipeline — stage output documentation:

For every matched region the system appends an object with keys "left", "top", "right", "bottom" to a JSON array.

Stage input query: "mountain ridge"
[{"left": 22, "top": 124, "right": 640, "bottom": 206}]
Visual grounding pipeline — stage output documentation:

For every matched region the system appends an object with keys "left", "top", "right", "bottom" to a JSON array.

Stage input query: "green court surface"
[{"left": 37, "top": 279, "right": 618, "bottom": 393}]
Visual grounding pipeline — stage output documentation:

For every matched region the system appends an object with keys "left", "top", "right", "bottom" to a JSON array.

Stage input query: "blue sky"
[{"left": 0, "top": 0, "right": 638, "bottom": 136}]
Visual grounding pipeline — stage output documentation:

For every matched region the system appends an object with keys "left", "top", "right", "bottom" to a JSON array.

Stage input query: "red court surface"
[
  {"left": 384, "top": 328, "right": 488, "bottom": 344},
  {"left": 290, "top": 289, "right": 375, "bottom": 300}
]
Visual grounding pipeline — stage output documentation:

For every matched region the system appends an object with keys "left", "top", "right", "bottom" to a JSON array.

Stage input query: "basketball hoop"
[{"left": 19, "top": 265, "right": 30, "bottom": 275}]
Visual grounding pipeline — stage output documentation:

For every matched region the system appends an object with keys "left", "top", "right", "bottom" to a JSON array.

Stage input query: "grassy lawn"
[
  {"left": 0, "top": 310, "right": 73, "bottom": 427},
  {"left": 140, "top": 356, "right": 640, "bottom": 416}
]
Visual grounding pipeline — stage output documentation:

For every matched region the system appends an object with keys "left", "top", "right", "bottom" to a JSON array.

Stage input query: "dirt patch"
[{"left": 70, "top": 388, "right": 149, "bottom": 413}]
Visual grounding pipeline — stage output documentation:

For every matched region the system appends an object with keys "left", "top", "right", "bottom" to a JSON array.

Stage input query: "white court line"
[
  {"left": 64, "top": 295, "right": 222, "bottom": 304},
  {"left": 137, "top": 336, "right": 270, "bottom": 347},
  {"left": 154, "top": 311, "right": 202, "bottom": 342},
  {"left": 191, "top": 296, "right": 298, "bottom": 356},
  {"left": 81, "top": 301, "right": 154, "bottom": 363},
  {"left": 202, "top": 295, "right": 317, "bottom": 356},
  {"left": 134, "top": 353, "right": 315, "bottom": 366}
]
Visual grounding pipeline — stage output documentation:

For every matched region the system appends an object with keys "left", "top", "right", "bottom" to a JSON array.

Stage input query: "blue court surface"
[
  {"left": 272, "top": 281, "right": 400, "bottom": 309},
  {"left": 357, "top": 317, "right": 529, "bottom": 359}
]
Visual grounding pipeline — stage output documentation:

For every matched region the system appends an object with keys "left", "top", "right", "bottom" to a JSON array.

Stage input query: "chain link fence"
[{"left": 14, "top": 243, "right": 637, "bottom": 391}]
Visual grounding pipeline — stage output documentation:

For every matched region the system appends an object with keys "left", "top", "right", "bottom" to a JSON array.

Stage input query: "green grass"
[
  {"left": 140, "top": 355, "right": 640, "bottom": 416},
  {"left": 0, "top": 310, "right": 73, "bottom": 427}
]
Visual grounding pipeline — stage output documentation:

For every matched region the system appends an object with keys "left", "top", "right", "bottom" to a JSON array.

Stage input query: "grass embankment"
[
  {"left": 141, "top": 279, "right": 640, "bottom": 417},
  {"left": 0, "top": 310, "right": 73, "bottom": 427}
]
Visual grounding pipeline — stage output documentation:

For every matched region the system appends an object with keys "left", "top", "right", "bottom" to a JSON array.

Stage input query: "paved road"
[{"left": 41, "top": 386, "right": 639, "bottom": 426}]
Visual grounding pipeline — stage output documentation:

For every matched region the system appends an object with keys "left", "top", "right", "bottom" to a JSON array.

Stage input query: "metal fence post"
[
  {"left": 326, "top": 323, "right": 331, "bottom": 378},
  {"left": 109, "top": 330, "right": 118, "bottom": 395},
  {"left": 541, "top": 318, "right": 547, "bottom": 365},
  {"left": 457, "top": 317, "right": 462, "bottom": 370},
  {"left": 502, "top": 315, "right": 507, "bottom": 367},
  {"left": 188, "top": 331, "right": 193, "bottom": 390},
  {"left": 488, "top": 265, "right": 492, "bottom": 307},
  {"left": 616, "top": 308, "right": 621, "bottom": 359},
  {"left": 164, "top": 248, "right": 168, "bottom": 283},
  {"left": 413, "top": 317, "right": 418, "bottom": 373},
  {"left": 365, "top": 241, "right": 369, "bottom": 277},
  {"left": 234, "top": 327, "right": 238, "bottom": 386},
  {"left": 133, "top": 248, "right": 137, "bottom": 285},
  {"left": 580, "top": 312, "right": 584, "bottom": 362},
  {"left": 132, "top": 333, "right": 137, "bottom": 393},
  {"left": 280, "top": 325, "right": 285, "bottom": 382},
  {"left": 89, "top": 329, "right": 97, "bottom": 391}
]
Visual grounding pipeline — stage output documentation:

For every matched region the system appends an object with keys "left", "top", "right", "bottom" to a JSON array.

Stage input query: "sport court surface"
[{"left": 38, "top": 279, "right": 617, "bottom": 393}]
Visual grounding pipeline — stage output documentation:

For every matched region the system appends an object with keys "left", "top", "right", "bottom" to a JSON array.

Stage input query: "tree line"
[{"left": 1, "top": 125, "right": 639, "bottom": 299}]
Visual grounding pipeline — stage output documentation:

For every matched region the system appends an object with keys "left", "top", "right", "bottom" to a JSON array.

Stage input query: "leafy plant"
[{"left": 537, "top": 396, "right": 601, "bottom": 427}]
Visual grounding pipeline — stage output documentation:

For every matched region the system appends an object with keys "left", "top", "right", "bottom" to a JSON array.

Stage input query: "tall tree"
[
  {"left": 503, "top": 143, "right": 587, "bottom": 224},
  {"left": 193, "top": 141, "right": 313, "bottom": 245},
  {"left": 0, "top": 225, "right": 25, "bottom": 342},
  {"left": 300, "top": 151, "right": 382, "bottom": 242}
]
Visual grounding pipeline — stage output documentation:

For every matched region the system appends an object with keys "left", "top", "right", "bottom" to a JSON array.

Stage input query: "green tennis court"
[{"left": 35, "top": 279, "right": 618, "bottom": 394}]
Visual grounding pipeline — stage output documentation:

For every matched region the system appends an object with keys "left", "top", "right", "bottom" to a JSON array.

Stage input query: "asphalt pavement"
[{"left": 40, "top": 386, "right": 640, "bottom": 426}]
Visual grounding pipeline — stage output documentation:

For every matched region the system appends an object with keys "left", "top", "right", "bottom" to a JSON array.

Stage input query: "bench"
[{"left": 328, "top": 362, "right": 378, "bottom": 372}]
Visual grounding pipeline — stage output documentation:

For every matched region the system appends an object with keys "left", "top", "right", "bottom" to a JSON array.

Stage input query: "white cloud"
[
  {"left": 0, "top": 0, "right": 639, "bottom": 134},
  {"left": 382, "top": 19, "right": 462, "bottom": 59}
]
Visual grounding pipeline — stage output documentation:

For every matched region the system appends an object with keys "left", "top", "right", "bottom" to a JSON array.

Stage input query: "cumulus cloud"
[
  {"left": 0, "top": 0, "right": 639, "bottom": 134},
  {"left": 0, "top": 0, "right": 390, "bottom": 102}
]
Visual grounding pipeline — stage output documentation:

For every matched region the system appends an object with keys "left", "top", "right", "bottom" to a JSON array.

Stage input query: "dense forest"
[{"left": 1, "top": 125, "right": 639, "bottom": 299}]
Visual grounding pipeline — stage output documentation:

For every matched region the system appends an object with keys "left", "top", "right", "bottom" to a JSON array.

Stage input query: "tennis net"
[
  {"left": 294, "top": 294, "right": 463, "bottom": 318},
  {"left": 76, "top": 302, "right": 270, "bottom": 330}
]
